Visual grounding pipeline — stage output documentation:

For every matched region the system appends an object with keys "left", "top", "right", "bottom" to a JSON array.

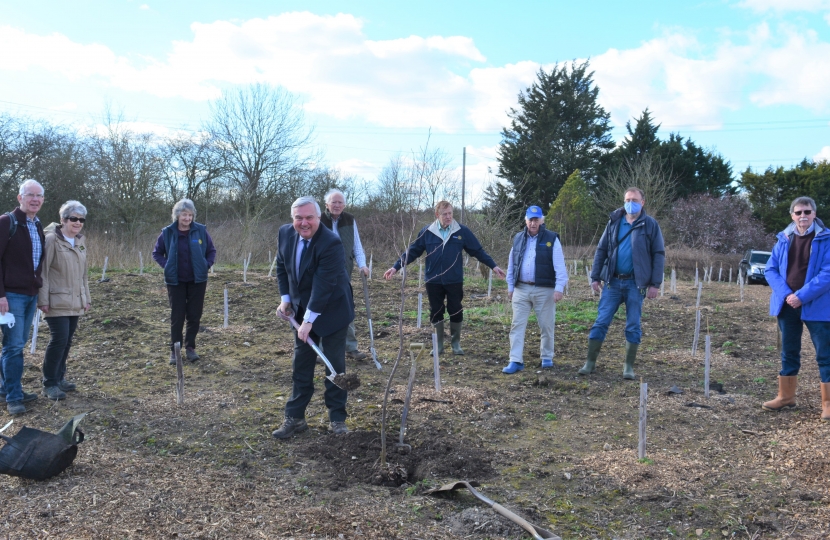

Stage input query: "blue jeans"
[
  {"left": 1, "top": 292, "right": 38, "bottom": 403},
  {"left": 588, "top": 277, "right": 645, "bottom": 344},
  {"left": 778, "top": 304, "right": 830, "bottom": 383}
]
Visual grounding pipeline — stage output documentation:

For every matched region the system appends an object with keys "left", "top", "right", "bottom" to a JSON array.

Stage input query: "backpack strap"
[{"left": 2, "top": 212, "right": 16, "bottom": 239}]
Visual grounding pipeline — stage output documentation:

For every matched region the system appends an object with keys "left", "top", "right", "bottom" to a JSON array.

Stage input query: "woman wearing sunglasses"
[{"left": 37, "top": 200, "right": 91, "bottom": 400}]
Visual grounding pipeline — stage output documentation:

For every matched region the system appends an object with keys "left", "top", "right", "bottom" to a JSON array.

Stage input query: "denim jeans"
[
  {"left": 778, "top": 304, "right": 830, "bottom": 383},
  {"left": 588, "top": 277, "right": 645, "bottom": 344},
  {"left": 42, "top": 316, "right": 79, "bottom": 388},
  {"left": 1, "top": 292, "right": 38, "bottom": 403}
]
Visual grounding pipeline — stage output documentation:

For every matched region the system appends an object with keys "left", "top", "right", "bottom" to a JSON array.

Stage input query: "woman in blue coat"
[{"left": 152, "top": 199, "right": 216, "bottom": 364}]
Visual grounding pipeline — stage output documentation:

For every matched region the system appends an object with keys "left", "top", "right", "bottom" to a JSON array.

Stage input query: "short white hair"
[
  {"left": 324, "top": 188, "right": 345, "bottom": 204},
  {"left": 172, "top": 198, "right": 197, "bottom": 222},
  {"left": 291, "top": 196, "right": 321, "bottom": 216},
  {"left": 59, "top": 200, "right": 87, "bottom": 219},
  {"left": 19, "top": 179, "right": 44, "bottom": 197}
]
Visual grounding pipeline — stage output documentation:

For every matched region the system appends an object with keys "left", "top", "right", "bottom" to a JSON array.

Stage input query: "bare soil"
[{"left": 1, "top": 268, "right": 828, "bottom": 539}]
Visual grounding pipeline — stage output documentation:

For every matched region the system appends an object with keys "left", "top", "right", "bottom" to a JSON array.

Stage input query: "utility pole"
[{"left": 461, "top": 147, "right": 466, "bottom": 224}]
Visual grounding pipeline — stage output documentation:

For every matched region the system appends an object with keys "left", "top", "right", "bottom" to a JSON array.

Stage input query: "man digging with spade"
[{"left": 273, "top": 196, "right": 355, "bottom": 438}]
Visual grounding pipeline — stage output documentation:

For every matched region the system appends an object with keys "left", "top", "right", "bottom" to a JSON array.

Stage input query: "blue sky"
[{"left": 1, "top": 0, "right": 829, "bottom": 202}]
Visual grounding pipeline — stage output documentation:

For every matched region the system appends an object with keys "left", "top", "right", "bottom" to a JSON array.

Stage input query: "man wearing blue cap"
[
  {"left": 579, "top": 187, "right": 664, "bottom": 379},
  {"left": 502, "top": 206, "right": 568, "bottom": 374}
]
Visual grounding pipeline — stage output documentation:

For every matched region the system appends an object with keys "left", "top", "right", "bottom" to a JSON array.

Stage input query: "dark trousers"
[
  {"left": 167, "top": 281, "right": 207, "bottom": 351},
  {"left": 425, "top": 281, "right": 464, "bottom": 324},
  {"left": 42, "top": 316, "right": 79, "bottom": 387},
  {"left": 285, "top": 325, "right": 348, "bottom": 422}
]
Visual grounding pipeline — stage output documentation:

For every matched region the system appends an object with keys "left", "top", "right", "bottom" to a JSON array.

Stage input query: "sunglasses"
[
  {"left": 66, "top": 217, "right": 86, "bottom": 223},
  {"left": 792, "top": 210, "right": 813, "bottom": 216}
]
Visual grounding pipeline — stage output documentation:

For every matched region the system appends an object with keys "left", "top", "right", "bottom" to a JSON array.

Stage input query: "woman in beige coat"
[{"left": 37, "top": 200, "right": 91, "bottom": 400}]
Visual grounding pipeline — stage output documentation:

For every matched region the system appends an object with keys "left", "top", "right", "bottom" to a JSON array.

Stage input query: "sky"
[{"left": 1, "top": 0, "right": 829, "bottom": 203}]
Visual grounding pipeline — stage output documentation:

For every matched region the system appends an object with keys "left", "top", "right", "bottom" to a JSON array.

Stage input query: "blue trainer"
[
  {"left": 541, "top": 358, "right": 554, "bottom": 369},
  {"left": 502, "top": 362, "right": 524, "bottom": 374}
]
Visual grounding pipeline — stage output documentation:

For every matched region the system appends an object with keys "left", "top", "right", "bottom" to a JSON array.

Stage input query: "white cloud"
[
  {"left": 738, "top": 0, "right": 830, "bottom": 12},
  {"left": 139, "top": 4, "right": 150, "bottom": 10},
  {"left": 336, "top": 158, "right": 381, "bottom": 180},
  {"left": 814, "top": 146, "right": 830, "bottom": 162},
  {"left": 748, "top": 25, "right": 830, "bottom": 110},
  {"left": 3, "top": 11, "right": 830, "bottom": 139}
]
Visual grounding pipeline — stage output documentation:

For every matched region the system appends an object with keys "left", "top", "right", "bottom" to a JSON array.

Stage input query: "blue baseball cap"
[{"left": 525, "top": 205, "right": 544, "bottom": 219}]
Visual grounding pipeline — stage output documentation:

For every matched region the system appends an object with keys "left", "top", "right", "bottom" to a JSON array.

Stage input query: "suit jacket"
[{"left": 276, "top": 223, "right": 354, "bottom": 337}]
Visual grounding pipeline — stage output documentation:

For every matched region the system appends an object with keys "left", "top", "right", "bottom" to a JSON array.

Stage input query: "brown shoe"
[
  {"left": 762, "top": 375, "right": 797, "bottom": 411},
  {"left": 346, "top": 350, "right": 368, "bottom": 361},
  {"left": 821, "top": 382, "right": 830, "bottom": 422}
]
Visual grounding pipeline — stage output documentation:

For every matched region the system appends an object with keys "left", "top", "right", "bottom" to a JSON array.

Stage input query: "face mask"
[{"left": 624, "top": 201, "right": 642, "bottom": 215}]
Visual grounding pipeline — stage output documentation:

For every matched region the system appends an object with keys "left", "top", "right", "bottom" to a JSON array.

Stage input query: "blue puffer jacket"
[
  {"left": 765, "top": 218, "right": 830, "bottom": 321},
  {"left": 393, "top": 220, "right": 498, "bottom": 284}
]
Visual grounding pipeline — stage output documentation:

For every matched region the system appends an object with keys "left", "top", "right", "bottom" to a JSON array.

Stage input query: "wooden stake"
[
  {"left": 432, "top": 332, "right": 442, "bottom": 392},
  {"left": 739, "top": 271, "right": 744, "bottom": 302},
  {"left": 242, "top": 257, "right": 248, "bottom": 283},
  {"left": 29, "top": 309, "right": 40, "bottom": 354},
  {"left": 718, "top": 263, "right": 723, "bottom": 282},
  {"left": 671, "top": 267, "right": 677, "bottom": 293},
  {"left": 174, "top": 341, "right": 184, "bottom": 405},
  {"left": 417, "top": 293, "right": 423, "bottom": 329},
  {"left": 694, "top": 265, "right": 698, "bottom": 288},
  {"left": 368, "top": 253, "right": 373, "bottom": 280},
  {"left": 139, "top": 251, "right": 144, "bottom": 275},
  {"left": 704, "top": 335, "right": 711, "bottom": 399},
  {"left": 223, "top": 287, "right": 229, "bottom": 328},
  {"left": 660, "top": 280, "right": 664, "bottom": 297},
  {"left": 418, "top": 260, "right": 422, "bottom": 289},
  {"left": 267, "top": 255, "right": 277, "bottom": 277},
  {"left": 691, "top": 309, "right": 701, "bottom": 356},
  {"left": 487, "top": 269, "right": 493, "bottom": 298},
  {"left": 638, "top": 381, "right": 648, "bottom": 460},
  {"left": 729, "top": 267, "right": 732, "bottom": 284}
]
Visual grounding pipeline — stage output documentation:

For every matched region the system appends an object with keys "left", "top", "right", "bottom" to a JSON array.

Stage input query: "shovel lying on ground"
[
  {"left": 278, "top": 310, "right": 360, "bottom": 391},
  {"left": 425, "top": 480, "right": 561, "bottom": 540},
  {"left": 361, "top": 272, "right": 383, "bottom": 370}
]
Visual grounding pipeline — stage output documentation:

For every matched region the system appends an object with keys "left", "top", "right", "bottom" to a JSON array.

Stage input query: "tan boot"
[
  {"left": 821, "top": 382, "right": 830, "bottom": 422},
  {"left": 762, "top": 375, "right": 797, "bottom": 411}
]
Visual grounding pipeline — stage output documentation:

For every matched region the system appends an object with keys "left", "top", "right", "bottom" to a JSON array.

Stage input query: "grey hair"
[
  {"left": 790, "top": 196, "right": 816, "bottom": 213},
  {"left": 291, "top": 196, "right": 321, "bottom": 216},
  {"left": 324, "top": 188, "right": 345, "bottom": 204},
  {"left": 172, "top": 198, "right": 197, "bottom": 222},
  {"left": 18, "top": 179, "right": 44, "bottom": 197},
  {"left": 59, "top": 200, "right": 88, "bottom": 220}
]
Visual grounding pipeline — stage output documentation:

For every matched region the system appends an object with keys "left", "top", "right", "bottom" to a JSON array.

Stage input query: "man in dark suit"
[{"left": 273, "top": 196, "right": 355, "bottom": 438}]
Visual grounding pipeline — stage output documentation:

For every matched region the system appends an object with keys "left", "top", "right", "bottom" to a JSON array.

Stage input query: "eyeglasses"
[
  {"left": 66, "top": 217, "right": 86, "bottom": 223},
  {"left": 793, "top": 209, "right": 813, "bottom": 216},
  {"left": 23, "top": 193, "right": 44, "bottom": 199}
]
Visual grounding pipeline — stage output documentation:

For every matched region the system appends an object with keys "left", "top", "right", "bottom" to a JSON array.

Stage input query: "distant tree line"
[{"left": 491, "top": 60, "right": 829, "bottom": 253}]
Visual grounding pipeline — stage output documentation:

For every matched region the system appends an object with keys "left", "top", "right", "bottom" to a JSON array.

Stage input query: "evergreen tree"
[
  {"left": 496, "top": 61, "right": 614, "bottom": 210},
  {"left": 546, "top": 170, "right": 602, "bottom": 245},
  {"left": 740, "top": 159, "right": 830, "bottom": 233},
  {"left": 605, "top": 109, "right": 735, "bottom": 200}
]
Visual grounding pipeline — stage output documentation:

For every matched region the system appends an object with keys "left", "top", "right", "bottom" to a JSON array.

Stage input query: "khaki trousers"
[{"left": 509, "top": 283, "right": 556, "bottom": 364}]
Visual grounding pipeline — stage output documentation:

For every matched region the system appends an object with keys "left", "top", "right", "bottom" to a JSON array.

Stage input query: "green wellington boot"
[
  {"left": 623, "top": 341, "right": 638, "bottom": 380},
  {"left": 433, "top": 320, "right": 445, "bottom": 355},
  {"left": 578, "top": 339, "right": 603, "bottom": 375},
  {"left": 450, "top": 322, "right": 465, "bottom": 355}
]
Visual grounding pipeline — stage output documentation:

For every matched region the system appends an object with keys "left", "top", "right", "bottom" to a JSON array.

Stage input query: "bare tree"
[
  {"left": 411, "top": 131, "right": 458, "bottom": 210},
  {"left": 205, "top": 83, "right": 314, "bottom": 223},
  {"left": 85, "top": 111, "right": 166, "bottom": 236},
  {"left": 0, "top": 114, "right": 58, "bottom": 203},
  {"left": 596, "top": 153, "right": 677, "bottom": 219},
  {"left": 161, "top": 133, "right": 225, "bottom": 211}
]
